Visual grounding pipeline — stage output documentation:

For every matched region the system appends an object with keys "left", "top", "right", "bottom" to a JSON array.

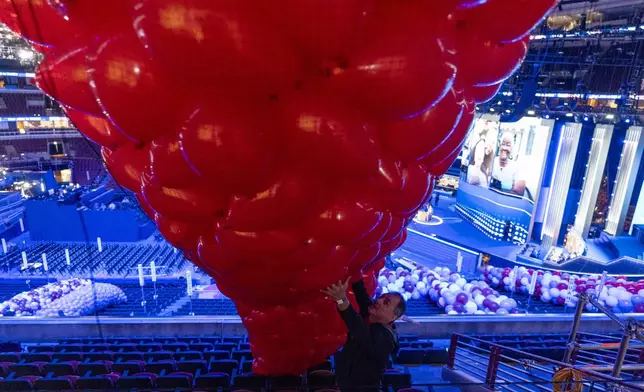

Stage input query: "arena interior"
[{"left": 1, "top": 0, "right": 644, "bottom": 391}]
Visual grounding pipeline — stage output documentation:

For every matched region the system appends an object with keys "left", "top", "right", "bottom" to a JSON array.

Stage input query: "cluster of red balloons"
[{"left": 1, "top": 0, "right": 555, "bottom": 374}]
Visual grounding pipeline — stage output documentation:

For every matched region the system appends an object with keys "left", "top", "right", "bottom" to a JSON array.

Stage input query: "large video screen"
[{"left": 457, "top": 116, "right": 553, "bottom": 243}]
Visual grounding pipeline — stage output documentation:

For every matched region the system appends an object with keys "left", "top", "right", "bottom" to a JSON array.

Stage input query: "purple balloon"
[
  {"left": 452, "top": 302, "right": 464, "bottom": 313},
  {"left": 456, "top": 293, "right": 468, "bottom": 304},
  {"left": 488, "top": 302, "right": 500, "bottom": 312},
  {"left": 510, "top": 308, "right": 520, "bottom": 314},
  {"left": 481, "top": 288, "right": 493, "bottom": 296},
  {"left": 482, "top": 299, "right": 492, "bottom": 308},
  {"left": 635, "top": 303, "right": 644, "bottom": 313}
]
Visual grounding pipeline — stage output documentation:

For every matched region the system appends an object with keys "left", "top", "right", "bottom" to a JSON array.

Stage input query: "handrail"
[{"left": 449, "top": 333, "right": 644, "bottom": 390}]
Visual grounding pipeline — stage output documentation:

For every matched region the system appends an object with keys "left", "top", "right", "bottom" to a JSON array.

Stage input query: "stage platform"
[{"left": 1, "top": 313, "right": 640, "bottom": 342}]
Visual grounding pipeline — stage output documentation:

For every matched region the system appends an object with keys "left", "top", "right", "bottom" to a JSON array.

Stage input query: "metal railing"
[
  {"left": 564, "top": 293, "right": 644, "bottom": 380},
  {"left": 447, "top": 333, "right": 644, "bottom": 391}
]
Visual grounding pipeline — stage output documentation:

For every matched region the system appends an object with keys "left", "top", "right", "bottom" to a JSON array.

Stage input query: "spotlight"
[
  {"left": 565, "top": 113, "right": 573, "bottom": 117},
  {"left": 625, "top": 118, "right": 631, "bottom": 123},
  {"left": 583, "top": 116, "right": 589, "bottom": 121},
  {"left": 544, "top": 114, "right": 550, "bottom": 119},
  {"left": 605, "top": 114, "right": 615, "bottom": 120},
  {"left": 527, "top": 110, "right": 536, "bottom": 115},
  {"left": 489, "top": 108, "right": 495, "bottom": 112}
]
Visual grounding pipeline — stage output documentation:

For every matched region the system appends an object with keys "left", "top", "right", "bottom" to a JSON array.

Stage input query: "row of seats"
[
  {"left": 0, "top": 368, "right": 412, "bottom": 391},
  {"left": 1, "top": 242, "right": 189, "bottom": 277},
  {"left": 0, "top": 334, "right": 414, "bottom": 391}
]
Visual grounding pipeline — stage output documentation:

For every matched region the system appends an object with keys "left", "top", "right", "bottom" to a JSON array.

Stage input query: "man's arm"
[{"left": 351, "top": 279, "right": 373, "bottom": 317}]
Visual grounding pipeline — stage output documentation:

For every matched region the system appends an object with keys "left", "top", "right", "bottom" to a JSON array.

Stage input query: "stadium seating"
[
  {"left": 1, "top": 242, "right": 188, "bottom": 277},
  {"left": 0, "top": 92, "right": 46, "bottom": 117},
  {"left": 0, "top": 332, "right": 596, "bottom": 390}
]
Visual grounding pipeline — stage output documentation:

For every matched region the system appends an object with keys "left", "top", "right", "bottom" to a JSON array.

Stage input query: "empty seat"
[
  {"left": 136, "top": 343, "right": 162, "bottom": 352},
  {"left": 239, "top": 343, "right": 250, "bottom": 351},
  {"left": 173, "top": 350, "right": 203, "bottom": 361},
  {"left": 0, "top": 354, "right": 20, "bottom": 363},
  {"left": 177, "top": 360, "right": 207, "bottom": 375},
  {"left": 112, "top": 361, "right": 145, "bottom": 375},
  {"left": 29, "top": 345, "right": 56, "bottom": 353},
  {"left": 55, "top": 344, "right": 83, "bottom": 352},
  {"left": 76, "top": 375, "right": 117, "bottom": 389},
  {"left": 85, "top": 352, "right": 113, "bottom": 362},
  {"left": 222, "top": 336, "right": 244, "bottom": 344},
  {"left": 3, "top": 376, "right": 41, "bottom": 391},
  {"left": 195, "top": 372, "right": 230, "bottom": 389},
  {"left": 35, "top": 376, "right": 75, "bottom": 390},
  {"left": 232, "top": 349, "right": 253, "bottom": 361},
  {"left": 215, "top": 343, "right": 237, "bottom": 352},
  {"left": 164, "top": 342, "right": 190, "bottom": 352},
  {"left": 9, "top": 363, "right": 43, "bottom": 377},
  {"left": 117, "top": 373, "right": 157, "bottom": 389},
  {"left": 78, "top": 361, "right": 112, "bottom": 376},
  {"left": 43, "top": 362, "right": 77, "bottom": 377},
  {"left": 145, "top": 360, "right": 178, "bottom": 375},
  {"left": 52, "top": 352, "right": 83, "bottom": 362},
  {"left": 308, "top": 361, "right": 332, "bottom": 373},
  {"left": 204, "top": 350, "right": 230, "bottom": 361},
  {"left": 190, "top": 343, "right": 214, "bottom": 352},
  {"left": 156, "top": 371, "right": 194, "bottom": 389},
  {"left": 143, "top": 350, "right": 173, "bottom": 361},
  {"left": 115, "top": 352, "right": 144, "bottom": 362},
  {"left": 210, "top": 359, "right": 239, "bottom": 376},
  {"left": 177, "top": 336, "right": 199, "bottom": 344},
  {"left": 83, "top": 344, "right": 109, "bottom": 352},
  {"left": 111, "top": 343, "right": 137, "bottom": 352}
]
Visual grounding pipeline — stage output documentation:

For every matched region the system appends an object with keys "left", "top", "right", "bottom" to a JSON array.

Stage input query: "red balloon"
[
  {"left": 90, "top": 34, "right": 186, "bottom": 143},
  {"left": 458, "top": 35, "right": 529, "bottom": 87},
  {"left": 0, "top": 0, "right": 75, "bottom": 47},
  {"left": 428, "top": 144, "right": 464, "bottom": 176},
  {"left": 382, "top": 88, "right": 465, "bottom": 162},
  {"left": 226, "top": 173, "right": 322, "bottom": 232},
  {"left": 141, "top": 175, "right": 227, "bottom": 222},
  {"left": 421, "top": 105, "right": 475, "bottom": 166},
  {"left": 281, "top": 93, "right": 380, "bottom": 178},
  {"left": 328, "top": 2, "right": 456, "bottom": 119},
  {"left": 457, "top": 0, "right": 556, "bottom": 42},
  {"left": 155, "top": 215, "right": 205, "bottom": 250},
  {"left": 48, "top": 0, "right": 135, "bottom": 39},
  {"left": 305, "top": 200, "right": 383, "bottom": 245},
  {"left": 355, "top": 212, "right": 392, "bottom": 247},
  {"left": 63, "top": 107, "right": 134, "bottom": 150},
  {"left": 180, "top": 102, "right": 278, "bottom": 196},
  {"left": 262, "top": 0, "right": 375, "bottom": 63},
  {"left": 133, "top": 0, "right": 302, "bottom": 97},
  {"left": 468, "top": 82, "right": 503, "bottom": 104},
  {"left": 101, "top": 144, "right": 149, "bottom": 192},
  {"left": 375, "top": 163, "right": 431, "bottom": 216},
  {"left": 35, "top": 46, "right": 101, "bottom": 116},
  {"left": 19, "top": 0, "right": 550, "bottom": 376},
  {"left": 149, "top": 136, "right": 200, "bottom": 189}
]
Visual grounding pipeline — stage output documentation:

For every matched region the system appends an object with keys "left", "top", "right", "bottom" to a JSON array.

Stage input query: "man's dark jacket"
[{"left": 334, "top": 280, "right": 399, "bottom": 390}]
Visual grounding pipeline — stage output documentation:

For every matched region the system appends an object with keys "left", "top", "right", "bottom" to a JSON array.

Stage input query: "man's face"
[
  {"left": 500, "top": 137, "right": 513, "bottom": 159},
  {"left": 369, "top": 293, "right": 401, "bottom": 323}
]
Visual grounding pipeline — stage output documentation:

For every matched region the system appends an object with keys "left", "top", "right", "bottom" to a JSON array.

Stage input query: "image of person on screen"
[
  {"left": 466, "top": 139, "right": 492, "bottom": 187},
  {"left": 492, "top": 132, "right": 526, "bottom": 196}
]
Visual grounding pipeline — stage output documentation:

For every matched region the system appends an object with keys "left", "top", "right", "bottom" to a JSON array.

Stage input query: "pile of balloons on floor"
[
  {"left": 0, "top": 279, "right": 126, "bottom": 317},
  {"left": 483, "top": 266, "right": 644, "bottom": 313},
  {"left": 377, "top": 265, "right": 520, "bottom": 314},
  {"left": 1, "top": 0, "right": 556, "bottom": 374}
]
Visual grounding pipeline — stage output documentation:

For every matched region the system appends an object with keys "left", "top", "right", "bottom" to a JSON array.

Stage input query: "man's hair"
[{"left": 391, "top": 292, "right": 407, "bottom": 319}]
